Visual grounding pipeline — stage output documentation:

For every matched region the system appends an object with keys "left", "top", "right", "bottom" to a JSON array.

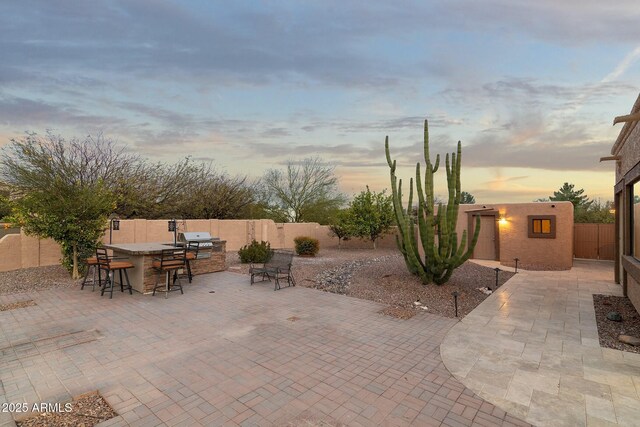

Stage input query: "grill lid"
[{"left": 178, "top": 231, "right": 218, "bottom": 242}]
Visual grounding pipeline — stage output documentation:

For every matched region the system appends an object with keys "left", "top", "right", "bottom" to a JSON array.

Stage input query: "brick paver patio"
[{"left": 0, "top": 271, "right": 531, "bottom": 426}]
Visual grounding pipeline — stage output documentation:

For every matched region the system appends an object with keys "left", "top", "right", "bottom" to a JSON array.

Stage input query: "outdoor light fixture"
[
  {"left": 109, "top": 217, "right": 120, "bottom": 244},
  {"left": 168, "top": 219, "right": 177, "bottom": 246},
  {"left": 451, "top": 291, "right": 459, "bottom": 318},
  {"left": 492, "top": 267, "right": 501, "bottom": 291},
  {"left": 498, "top": 215, "right": 507, "bottom": 225}
]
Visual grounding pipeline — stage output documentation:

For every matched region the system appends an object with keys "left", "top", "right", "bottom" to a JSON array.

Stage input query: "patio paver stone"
[{"left": 442, "top": 260, "right": 640, "bottom": 427}]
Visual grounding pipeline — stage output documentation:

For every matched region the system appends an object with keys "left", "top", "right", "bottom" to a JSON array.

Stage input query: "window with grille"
[{"left": 528, "top": 215, "right": 556, "bottom": 238}]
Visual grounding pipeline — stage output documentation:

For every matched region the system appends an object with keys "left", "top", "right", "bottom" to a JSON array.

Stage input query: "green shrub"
[
  {"left": 238, "top": 240, "right": 272, "bottom": 263},
  {"left": 294, "top": 236, "right": 319, "bottom": 256}
]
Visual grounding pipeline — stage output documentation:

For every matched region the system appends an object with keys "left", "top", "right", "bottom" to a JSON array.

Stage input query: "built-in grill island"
[
  {"left": 176, "top": 231, "right": 226, "bottom": 279},
  {"left": 177, "top": 231, "right": 218, "bottom": 259}
]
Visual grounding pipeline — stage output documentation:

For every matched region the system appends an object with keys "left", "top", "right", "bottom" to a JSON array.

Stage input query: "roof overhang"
[{"left": 612, "top": 94, "right": 640, "bottom": 156}]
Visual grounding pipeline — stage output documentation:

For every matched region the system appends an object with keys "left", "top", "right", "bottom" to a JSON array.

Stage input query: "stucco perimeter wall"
[
  {"left": 0, "top": 219, "right": 397, "bottom": 272},
  {"left": 0, "top": 230, "right": 62, "bottom": 271},
  {"left": 457, "top": 202, "right": 574, "bottom": 270},
  {"left": 0, "top": 205, "right": 571, "bottom": 272}
]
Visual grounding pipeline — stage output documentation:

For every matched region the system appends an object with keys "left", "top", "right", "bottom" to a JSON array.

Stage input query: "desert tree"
[
  {"left": 348, "top": 187, "right": 394, "bottom": 249},
  {"left": 0, "top": 132, "right": 124, "bottom": 278},
  {"left": 549, "top": 182, "right": 592, "bottom": 209},
  {"left": 460, "top": 191, "right": 476, "bottom": 204},
  {"left": 175, "top": 163, "right": 258, "bottom": 219},
  {"left": 328, "top": 209, "right": 354, "bottom": 248},
  {"left": 113, "top": 157, "right": 198, "bottom": 219},
  {"left": 0, "top": 182, "right": 11, "bottom": 220},
  {"left": 574, "top": 199, "right": 615, "bottom": 224},
  {"left": 262, "top": 157, "right": 346, "bottom": 223}
]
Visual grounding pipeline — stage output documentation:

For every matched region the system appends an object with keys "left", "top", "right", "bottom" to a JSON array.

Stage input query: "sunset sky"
[{"left": 1, "top": 1, "right": 639, "bottom": 203}]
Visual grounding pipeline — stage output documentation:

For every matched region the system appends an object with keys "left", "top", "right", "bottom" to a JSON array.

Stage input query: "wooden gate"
[{"left": 574, "top": 223, "right": 614, "bottom": 260}]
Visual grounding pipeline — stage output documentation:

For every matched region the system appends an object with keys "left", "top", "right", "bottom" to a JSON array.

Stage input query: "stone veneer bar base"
[{"left": 141, "top": 242, "right": 226, "bottom": 294}]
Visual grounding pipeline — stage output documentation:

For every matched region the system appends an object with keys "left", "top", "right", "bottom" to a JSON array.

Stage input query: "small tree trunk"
[
  {"left": 373, "top": 238, "right": 377, "bottom": 249},
  {"left": 72, "top": 243, "right": 79, "bottom": 280}
]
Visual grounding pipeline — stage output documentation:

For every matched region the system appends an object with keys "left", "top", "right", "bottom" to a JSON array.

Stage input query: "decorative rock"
[
  {"left": 607, "top": 311, "right": 623, "bottom": 322},
  {"left": 618, "top": 335, "right": 640, "bottom": 346},
  {"left": 312, "top": 256, "right": 395, "bottom": 295}
]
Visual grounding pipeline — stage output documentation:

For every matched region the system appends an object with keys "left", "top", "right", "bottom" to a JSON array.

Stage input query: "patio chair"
[
  {"left": 249, "top": 250, "right": 296, "bottom": 291},
  {"left": 152, "top": 248, "right": 186, "bottom": 298},
  {"left": 80, "top": 256, "right": 102, "bottom": 291},
  {"left": 96, "top": 248, "right": 134, "bottom": 299}
]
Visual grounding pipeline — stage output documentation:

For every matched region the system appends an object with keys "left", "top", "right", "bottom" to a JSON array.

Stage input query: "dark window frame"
[
  {"left": 631, "top": 179, "right": 640, "bottom": 261},
  {"left": 527, "top": 215, "right": 556, "bottom": 239}
]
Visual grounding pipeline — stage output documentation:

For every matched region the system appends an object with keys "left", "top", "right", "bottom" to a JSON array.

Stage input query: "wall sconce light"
[
  {"left": 498, "top": 215, "right": 507, "bottom": 225},
  {"left": 109, "top": 217, "right": 120, "bottom": 244},
  {"left": 168, "top": 219, "right": 177, "bottom": 246}
]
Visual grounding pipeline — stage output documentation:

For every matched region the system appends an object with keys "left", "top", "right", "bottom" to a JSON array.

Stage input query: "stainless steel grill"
[{"left": 177, "top": 232, "right": 219, "bottom": 259}]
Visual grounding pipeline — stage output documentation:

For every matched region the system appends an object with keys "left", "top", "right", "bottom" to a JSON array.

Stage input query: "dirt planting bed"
[{"left": 593, "top": 294, "right": 640, "bottom": 354}]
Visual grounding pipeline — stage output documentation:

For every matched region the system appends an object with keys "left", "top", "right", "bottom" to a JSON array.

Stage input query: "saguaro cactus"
[{"left": 385, "top": 119, "right": 480, "bottom": 285}]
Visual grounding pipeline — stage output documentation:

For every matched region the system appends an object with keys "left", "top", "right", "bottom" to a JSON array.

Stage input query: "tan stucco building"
[
  {"left": 611, "top": 94, "right": 640, "bottom": 313},
  {"left": 456, "top": 202, "right": 574, "bottom": 270}
]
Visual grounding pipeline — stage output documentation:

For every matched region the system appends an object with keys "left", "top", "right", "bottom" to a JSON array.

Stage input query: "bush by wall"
[
  {"left": 294, "top": 236, "right": 319, "bottom": 256},
  {"left": 238, "top": 240, "right": 272, "bottom": 263}
]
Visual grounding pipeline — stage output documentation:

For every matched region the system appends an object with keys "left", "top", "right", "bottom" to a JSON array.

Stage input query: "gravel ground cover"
[
  {"left": 228, "top": 248, "right": 514, "bottom": 319},
  {"left": 593, "top": 294, "right": 640, "bottom": 354},
  {"left": 0, "top": 299, "right": 36, "bottom": 311},
  {"left": 15, "top": 393, "right": 117, "bottom": 427},
  {"left": 0, "top": 265, "right": 80, "bottom": 296}
]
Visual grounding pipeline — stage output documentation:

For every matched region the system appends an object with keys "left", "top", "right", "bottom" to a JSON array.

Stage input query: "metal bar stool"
[
  {"left": 184, "top": 241, "right": 199, "bottom": 283},
  {"left": 80, "top": 257, "right": 102, "bottom": 291},
  {"left": 152, "top": 248, "right": 186, "bottom": 298},
  {"left": 96, "top": 248, "right": 134, "bottom": 299}
]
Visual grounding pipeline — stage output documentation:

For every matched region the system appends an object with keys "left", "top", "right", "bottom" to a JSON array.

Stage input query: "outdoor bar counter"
[{"left": 103, "top": 241, "right": 226, "bottom": 294}]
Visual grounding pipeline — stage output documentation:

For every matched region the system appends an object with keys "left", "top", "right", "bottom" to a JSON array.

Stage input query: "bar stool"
[
  {"left": 184, "top": 241, "right": 199, "bottom": 283},
  {"left": 152, "top": 248, "right": 186, "bottom": 298},
  {"left": 96, "top": 248, "right": 134, "bottom": 299},
  {"left": 80, "top": 257, "right": 102, "bottom": 291}
]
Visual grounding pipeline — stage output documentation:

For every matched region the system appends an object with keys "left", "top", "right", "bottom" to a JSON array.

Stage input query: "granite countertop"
[
  {"left": 104, "top": 240, "right": 226, "bottom": 255},
  {"left": 103, "top": 243, "right": 178, "bottom": 255}
]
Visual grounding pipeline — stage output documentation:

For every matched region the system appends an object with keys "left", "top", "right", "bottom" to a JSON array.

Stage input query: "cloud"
[
  {"left": 428, "top": 0, "right": 640, "bottom": 45},
  {"left": 441, "top": 78, "right": 637, "bottom": 111},
  {"left": 260, "top": 128, "right": 291, "bottom": 138},
  {"left": 0, "top": 0, "right": 634, "bottom": 207},
  {"left": 0, "top": 94, "right": 125, "bottom": 129}
]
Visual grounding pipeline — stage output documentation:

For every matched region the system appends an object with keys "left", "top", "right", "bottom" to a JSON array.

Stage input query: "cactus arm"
[{"left": 385, "top": 136, "right": 394, "bottom": 169}]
